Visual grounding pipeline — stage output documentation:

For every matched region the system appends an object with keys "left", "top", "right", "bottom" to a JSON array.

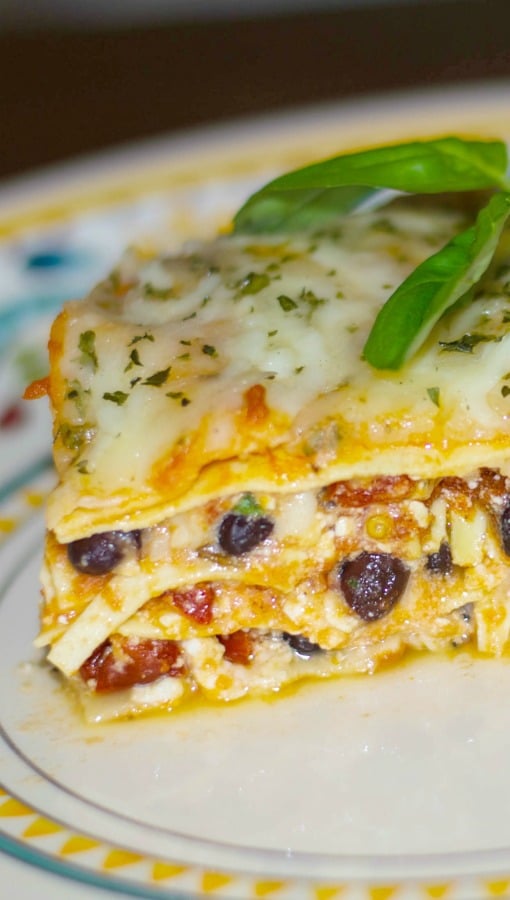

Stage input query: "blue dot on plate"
[{"left": 25, "top": 249, "right": 76, "bottom": 270}]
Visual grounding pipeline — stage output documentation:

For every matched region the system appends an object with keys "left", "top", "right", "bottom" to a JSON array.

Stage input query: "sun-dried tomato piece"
[
  {"left": 322, "top": 475, "right": 415, "bottom": 509},
  {"left": 172, "top": 583, "right": 215, "bottom": 625},
  {"left": 477, "top": 467, "right": 509, "bottom": 509},
  {"left": 243, "top": 383, "right": 268, "bottom": 424},
  {"left": 80, "top": 637, "right": 183, "bottom": 692},
  {"left": 430, "top": 476, "right": 473, "bottom": 514},
  {"left": 218, "top": 631, "right": 255, "bottom": 665}
]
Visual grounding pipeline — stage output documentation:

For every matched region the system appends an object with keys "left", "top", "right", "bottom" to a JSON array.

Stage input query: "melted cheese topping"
[{"left": 46, "top": 200, "right": 510, "bottom": 542}]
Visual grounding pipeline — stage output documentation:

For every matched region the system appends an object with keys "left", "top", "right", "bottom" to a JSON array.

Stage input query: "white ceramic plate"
[{"left": 2, "top": 81, "right": 510, "bottom": 900}]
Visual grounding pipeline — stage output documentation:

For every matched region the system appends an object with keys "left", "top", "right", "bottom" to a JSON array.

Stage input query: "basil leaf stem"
[
  {"left": 362, "top": 191, "right": 510, "bottom": 369},
  {"left": 233, "top": 138, "right": 509, "bottom": 234}
]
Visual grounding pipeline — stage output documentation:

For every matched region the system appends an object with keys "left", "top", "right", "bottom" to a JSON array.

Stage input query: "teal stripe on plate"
[{"left": 0, "top": 456, "right": 53, "bottom": 505}]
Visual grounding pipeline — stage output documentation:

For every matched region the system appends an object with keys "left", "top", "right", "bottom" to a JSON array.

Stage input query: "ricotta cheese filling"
[{"left": 37, "top": 198, "right": 510, "bottom": 720}]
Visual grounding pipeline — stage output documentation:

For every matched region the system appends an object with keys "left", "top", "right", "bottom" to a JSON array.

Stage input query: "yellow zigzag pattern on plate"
[{"left": 2, "top": 791, "right": 510, "bottom": 898}]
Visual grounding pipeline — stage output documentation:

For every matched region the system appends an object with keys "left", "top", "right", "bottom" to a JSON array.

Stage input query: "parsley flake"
[
  {"left": 202, "top": 344, "right": 218, "bottom": 357},
  {"left": 427, "top": 386, "right": 440, "bottom": 407},
  {"left": 278, "top": 294, "right": 298, "bottom": 311},
  {"left": 59, "top": 423, "right": 91, "bottom": 452},
  {"left": 300, "top": 288, "right": 325, "bottom": 311},
  {"left": 125, "top": 348, "right": 142, "bottom": 371},
  {"left": 144, "top": 283, "right": 172, "bottom": 300},
  {"left": 232, "top": 493, "right": 263, "bottom": 516},
  {"left": 143, "top": 367, "right": 171, "bottom": 386},
  {"left": 439, "top": 333, "right": 502, "bottom": 353},
  {"left": 103, "top": 391, "right": 129, "bottom": 405},
  {"left": 129, "top": 332, "right": 154, "bottom": 345},
  {"left": 78, "top": 331, "right": 98, "bottom": 370},
  {"left": 166, "top": 391, "right": 191, "bottom": 406},
  {"left": 238, "top": 272, "right": 270, "bottom": 295}
]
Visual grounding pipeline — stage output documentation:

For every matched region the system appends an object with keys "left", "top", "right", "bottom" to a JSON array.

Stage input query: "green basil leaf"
[
  {"left": 233, "top": 137, "right": 509, "bottom": 234},
  {"left": 362, "top": 191, "right": 510, "bottom": 369}
]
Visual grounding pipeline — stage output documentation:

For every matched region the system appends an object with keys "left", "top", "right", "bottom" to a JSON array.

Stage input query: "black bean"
[
  {"left": 218, "top": 513, "right": 273, "bottom": 556},
  {"left": 501, "top": 501, "right": 510, "bottom": 556},
  {"left": 67, "top": 529, "right": 141, "bottom": 575},
  {"left": 337, "top": 551, "right": 409, "bottom": 621},
  {"left": 426, "top": 541, "right": 453, "bottom": 575},
  {"left": 282, "top": 632, "right": 322, "bottom": 658}
]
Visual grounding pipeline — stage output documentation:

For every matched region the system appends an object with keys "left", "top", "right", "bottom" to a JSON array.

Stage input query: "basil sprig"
[
  {"left": 233, "top": 136, "right": 510, "bottom": 369},
  {"left": 233, "top": 138, "right": 509, "bottom": 234},
  {"left": 363, "top": 191, "right": 510, "bottom": 368}
]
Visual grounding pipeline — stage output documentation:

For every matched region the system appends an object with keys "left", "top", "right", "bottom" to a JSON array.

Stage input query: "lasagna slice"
[{"left": 37, "top": 197, "right": 510, "bottom": 721}]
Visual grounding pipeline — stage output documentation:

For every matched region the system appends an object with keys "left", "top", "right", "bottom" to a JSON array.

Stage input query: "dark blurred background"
[{"left": 1, "top": 0, "right": 509, "bottom": 181}]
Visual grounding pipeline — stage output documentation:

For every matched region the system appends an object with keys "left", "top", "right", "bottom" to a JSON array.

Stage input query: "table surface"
[{"left": 1, "top": 0, "right": 510, "bottom": 183}]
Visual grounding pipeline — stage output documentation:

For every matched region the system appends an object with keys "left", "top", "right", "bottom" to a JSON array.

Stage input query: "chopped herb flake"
[
  {"left": 78, "top": 331, "right": 98, "bottom": 370},
  {"left": 166, "top": 391, "right": 191, "bottom": 406},
  {"left": 125, "top": 348, "right": 142, "bottom": 371},
  {"left": 202, "top": 344, "right": 218, "bottom": 357},
  {"left": 300, "top": 288, "right": 325, "bottom": 311},
  {"left": 103, "top": 391, "right": 129, "bottom": 405},
  {"left": 238, "top": 272, "right": 270, "bottom": 295},
  {"left": 59, "top": 423, "right": 90, "bottom": 452},
  {"left": 439, "top": 333, "right": 502, "bottom": 353},
  {"left": 130, "top": 332, "right": 154, "bottom": 345},
  {"left": 144, "top": 283, "right": 172, "bottom": 300},
  {"left": 502, "top": 385, "right": 510, "bottom": 398},
  {"left": 278, "top": 294, "right": 298, "bottom": 311},
  {"left": 232, "top": 493, "right": 264, "bottom": 516},
  {"left": 427, "top": 386, "right": 441, "bottom": 407},
  {"left": 143, "top": 367, "right": 171, "bottom": 386}
]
